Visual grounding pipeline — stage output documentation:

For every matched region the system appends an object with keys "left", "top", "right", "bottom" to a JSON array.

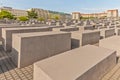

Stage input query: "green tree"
[
  {"left": 49, "top": 14, "right": 60, "bottom": 20},
  {"left": 0, "top": 10, "right": 14, "bottom": 19},
  {"left": 38, "top": 17, "right": 45, "bottom": 21},
  {"left": 27, "top": 10, "right": 38, "bottom": 19},
  {"left": 80, "top": 16, "right": 82, "bottom": 20},
  {"left": 54, "top": 15, "right": 60, "bottom": 20},
  {"left": 18, "top": 16, "right": 29, "bottom": 21}
]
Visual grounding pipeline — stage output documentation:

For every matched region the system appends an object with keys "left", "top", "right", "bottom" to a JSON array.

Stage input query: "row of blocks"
[
  {"left": 3, "top": 26, "right": 120, "bottom": 52},
  {"left": 1, "top": 26, "right": 120, "bottom": 68},
  {"left": 1, "top": 26, "right": 100, "bottom": 68},
  {"left": 0, "top": 25, "right": 119, "bottom": 80}
]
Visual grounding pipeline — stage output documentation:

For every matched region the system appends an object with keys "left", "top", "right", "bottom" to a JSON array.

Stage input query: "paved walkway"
[
  {"left": 0, "top": 46, "right": 33, "bottom": 80},
  {"left": 101, "top": 61, "right": 120, "bottom": 80}
]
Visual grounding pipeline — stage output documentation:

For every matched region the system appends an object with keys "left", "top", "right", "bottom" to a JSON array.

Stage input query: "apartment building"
[
  {"left": 0, "top": 6, "right": 71, "bottom": 20},
  {"left": 72, "top": 9, "right": 119, "bottom": 20},
  {"left": 28, "top": 8, "right": 50, "bottom": 19},
  {"left": 72, "top": 12, "right": 81, "bottom": 20},
  {"left": 107, "top": 9, "right": 118, "bottom": 18},
  {"left": 0, "top": 6, "right": 28, "bottom": 17}
]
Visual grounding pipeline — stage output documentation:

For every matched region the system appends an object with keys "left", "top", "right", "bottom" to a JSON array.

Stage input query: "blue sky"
[{"left": 1, "top": 0, "right": 120, "bottom": 13}]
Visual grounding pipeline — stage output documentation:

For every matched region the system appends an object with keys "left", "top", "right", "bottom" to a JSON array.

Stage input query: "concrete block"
[
  {"left": 84, "top": 25, "right": 95, "bottom": 30},
  {"left": 53, "top": 27, "right": 79, "bottom": 32},
  {"left": 0, "top": 26, "right": 22, "bottom": 41},
  {"left": 99, "top": 36, "right": 120, "bottom": 56},
  {"left": 71, "top": 30, "right": 100, "bottom": 48},
  {"left": 34, "top": 45, "right": 116, "bottom": 80},
  {"left": 49, "top": 25, "right": 64, "bottom": 29},
  {"left": 0, "top": 25, "right": 51, "bottom": 41},
  {"left": 2, "top": 27, "right": 52, "bottom": 51},
  {"left": 11, "top": 31, "right": 71, "bottom": 68},
  {"left": 76, "top": 26, "right": 85, "bottom": 32},
  {"left": 63, "top": 22, "right": 72, "bottom": 26},
  {"left": 100, "top": 28, "right": 115, "bottom": 38},
  {"left": 117, "top": 28, "right": 120, "bottom": 35}
]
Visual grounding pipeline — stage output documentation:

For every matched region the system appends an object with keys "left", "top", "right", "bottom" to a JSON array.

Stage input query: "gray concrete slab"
[
  {"left": 2, "top": 27, "right": 52, "bottom": 51},
  {"left": 53, "top": 27, "right": 79, "bottom": 32},
  {"left": 100, "top": 28, "right": 115, "bottom": 38},
  {"left": 0, "top": 25, "right": 51, "bottom": 41},
  {"left": 34, "top": 45, "right": 116, "bottom": 80},
  {"left": 99, "top": 36, "right": 120, "bottom": 56},
  {"left": 116, "top": 28, "right": 120, "bottom": 35},
  {"left": 71, "top": 30, "right": 100, "bottom": 48},
  {"left": 11, "top": 31, "right": 71, "bottom": 68}
]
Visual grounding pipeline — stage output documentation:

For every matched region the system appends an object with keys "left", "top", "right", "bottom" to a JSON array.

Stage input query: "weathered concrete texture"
[
  {"left": 63, "top": 22, "right": 72, "bottom": 26},
  {"left": 100, "top": 28, "right": 115, "bottom": 38},
  {"left": 33, "top": 45, "right": 116, "bottom": 80},
  {"left": 71, "top": 30, "right": 100, "bottom": 48},
  {"left": 53, "top": 27, "right": 79, "bottom": 32},
  {"left": 11, "top": 31, "right": 71, "bottom": 68},
  {"left": 108, "top": 25, "right": 115, "bottom": 28},
  {"left": 84, "top": 25, "right": 95, "bottom": 30},
  {"left": 76, "top": 26, "right": 85, "bottom": 32},
  {"left": 99, "top": 36, "right": 120, "bottom": 56},
  {"left": 116, "top": 28, "right": 120, "bottom": 35},
  {"left": 2, "top": 27, "right": 52, "bottom": 51},
  {"left": 49, "top": 25, "right": 64, "bottom": 28},
  {"left": 0, "top": 26, "right": 22, "bottom": 41}
]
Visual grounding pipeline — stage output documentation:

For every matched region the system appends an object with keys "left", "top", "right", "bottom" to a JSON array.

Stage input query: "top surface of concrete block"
[
  {"left": 100, "top": 36, "right": 120, "bottom": 56},
  {"left": 35, "top": 45, "right": 116, "bottom": 80},
  {"left": 2, "top": 27, "right": 50, "bottom": 30},
  {"left": 100, "top": 36, "right": 120, "bottom": 42},
  {"left": 53, "top": 27, "right": 79, "bottom": 30},
  {"left": 100, "top": 28, "right": 115, "bottom": 31},
  {"left": 13, "top": 31, "right": 71, "bottom": 38}
]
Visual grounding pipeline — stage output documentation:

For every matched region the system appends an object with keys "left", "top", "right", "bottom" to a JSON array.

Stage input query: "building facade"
[
  {"left": 0, "top": 6, "right": 71, "bottom": 20},
  {"left": 28, "top": 8, "right": 50, "bottom": 19},
  {"left": 107, "top": 9, "right": 118, "bottom": 18},
  {"left": 72, "top": 12, "right": 81, "bottom": 20},
  {"left": 72, "top": 9, "right": 119, "bottom": 20},
  {"left": 0, "top": 6, "right": 28, "bottom": 17}
]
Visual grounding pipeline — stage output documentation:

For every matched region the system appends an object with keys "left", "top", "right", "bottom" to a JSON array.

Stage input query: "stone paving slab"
[{"left": 0, "top": 46, "right": 33, "bottom": 80}]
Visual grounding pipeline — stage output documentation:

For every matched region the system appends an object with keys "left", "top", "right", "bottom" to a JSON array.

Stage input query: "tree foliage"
[
  {"left": 0, "top": 10, "right": 14, "bottom": 19},
  {"left": 27, "top": 10, "right": 38, "bottom": 19},
  {"left": 54, "top": 15, "right": 60, "bottom": 20},
  {"left": 80, "top": 17, "right": 96, "bottom": 20},
  {"left": 38, "top": 17, "right": 45, "bottom": 21},
  {"left": 18, "top": 16, "right": 29, "bottom": 21},
  {"left": 49, "top": 14, "right": 60, "bottom": 20}
]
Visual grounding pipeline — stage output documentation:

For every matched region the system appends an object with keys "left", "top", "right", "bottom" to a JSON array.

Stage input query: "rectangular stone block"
[
  {"left": 76, "top": 26, "right": 85, "bottom": 32},
  {"left": 49, "top": 25, "right": 64, "bottom": 28},
  {"left": 11, "top": 31, "right": 71, "bottom": 68},
  {"left": 99, "top": 36, "right": 120, "bottom": 56},
  {"left": 34, "top": 45, "right": 116, "bottom": 80},
  {"left": 2, "top": 27, "right": 52, "bottom": 51},
  {"left": 100, "top": 28, "right": 115, "bottom": 38},
  {"left": 53, "top": 27, "right": 79, "bottom": 32},
  {"left": 84, "top": 25, "right": 95, "bottom": 30},
  {"left": 71, "top": 30, "right": 100, "bottom": 48},
  {"left": 63, "top": 22, "right": 72, "bottom": 26},
  {"left": 117, "top": 28, "right": 120, "bottom": 35},
  {"left": 0, "top": 26, "right": 22, "bottom": 41}
]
